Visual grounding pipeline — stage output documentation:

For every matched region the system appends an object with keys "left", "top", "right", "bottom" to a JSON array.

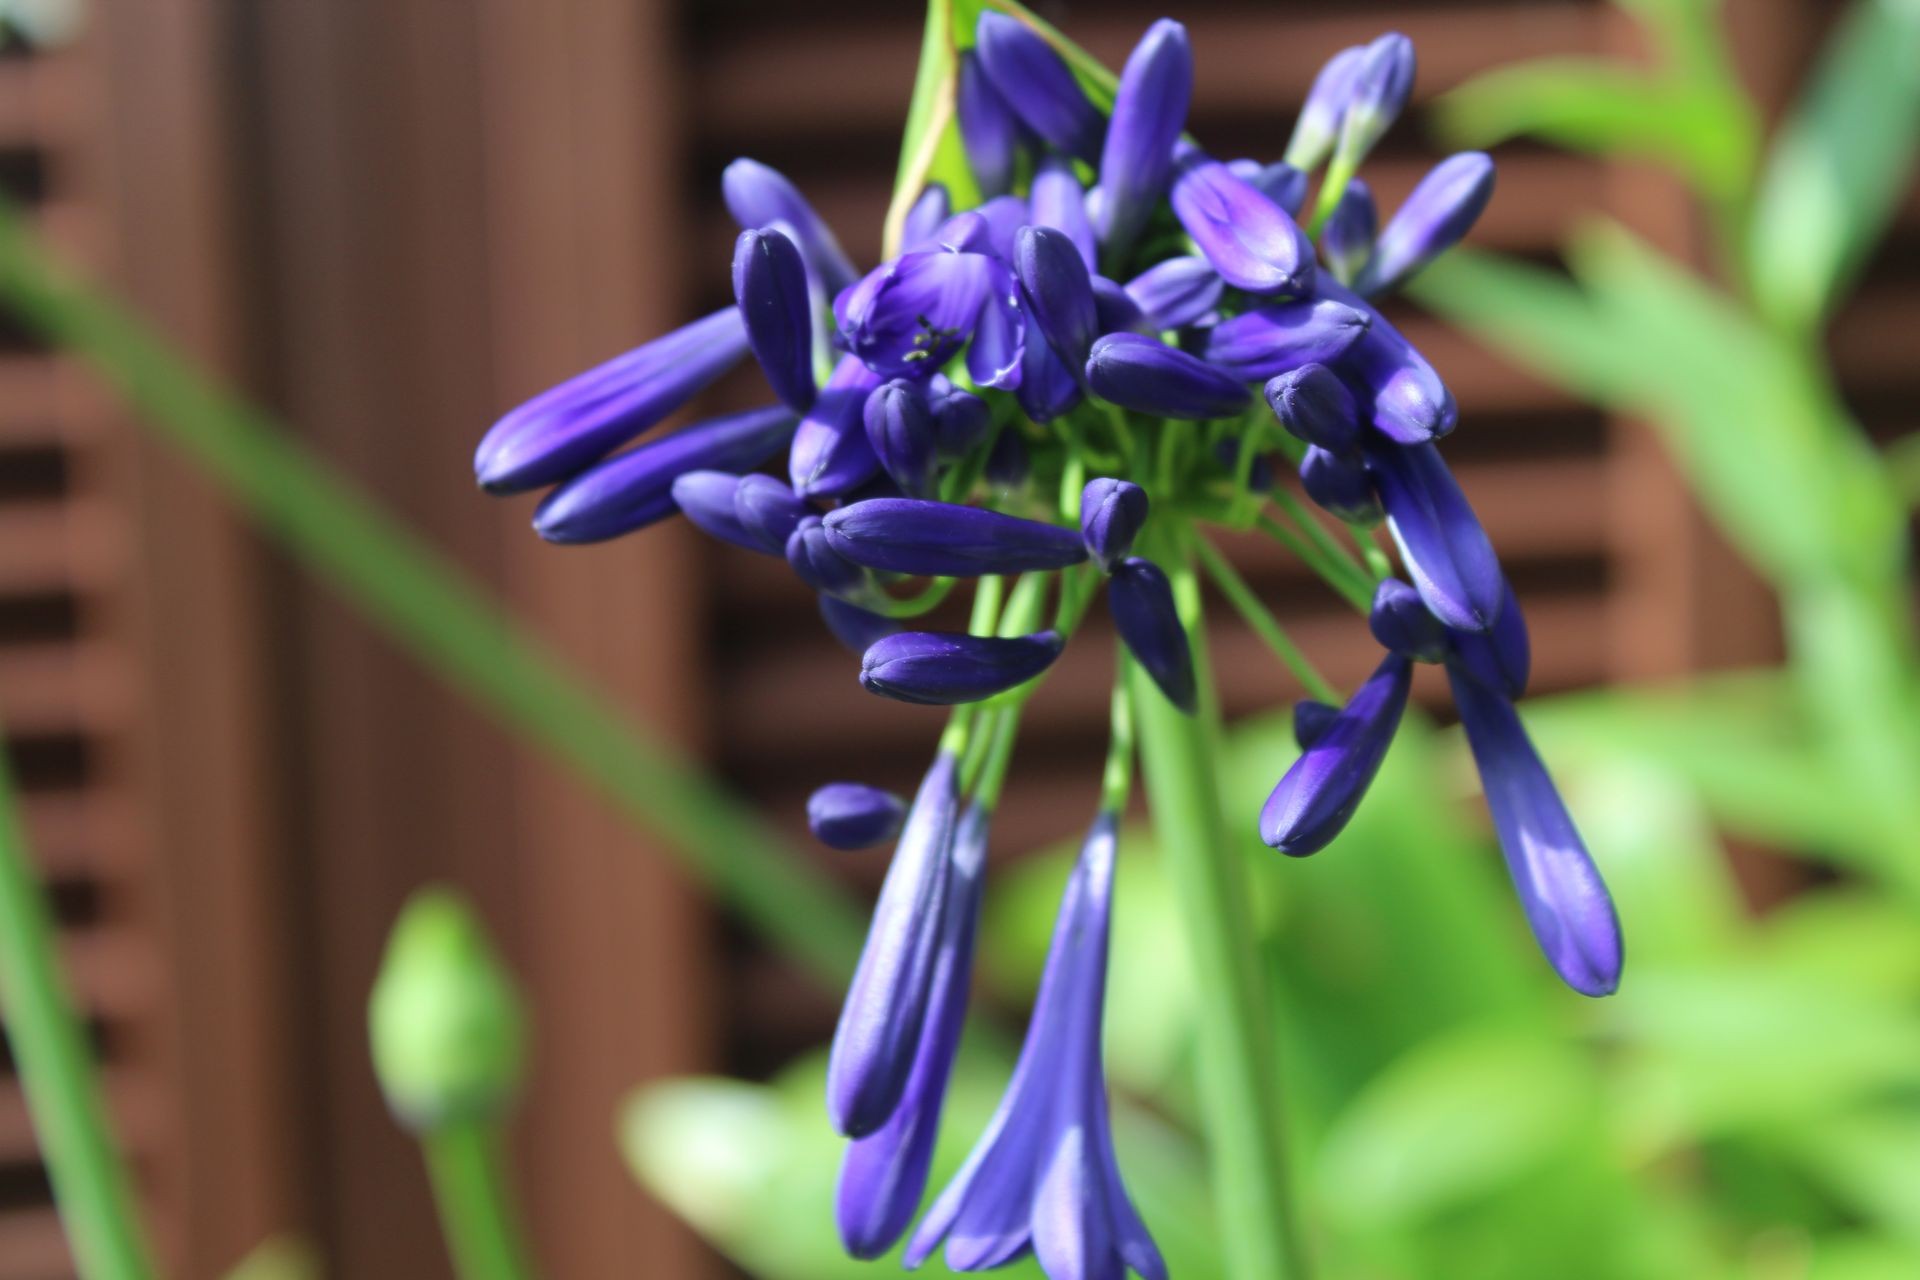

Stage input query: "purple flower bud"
[
  {"left": 1448, "top": 669, "right": 1622, "bottom": 997},
  {"left": 825, "top": 498, "right": 1087, "bottom": 577},
  {"left": 1260, "top": 653, "right": 1411, "bottom": 854},
  {"left": 1014, "top": 225, "right": 1099, "bottom": 374},
  {"left": 732, "top": 473, "right": 811, "bottom": 553},
  {"left": 957, "top": 52, "right": 1024, "bottom": 198},
  {"left": 828, "top": 753, "right": 959, "bottom": 1136},
  {"left": 1446, "top": 579, "right": 1530, "bottom": 699},
  {"left": 1367, "top": 440, "right": 1504, "bottom": 632},
  {"left": 1335, "top": 33, "right": 1416, "bottom": 165},
  {"left": 986, "top": 429, "right": 1030, "bottom": 494},
  {"left": 860, "top": 629, "right": 1064, "bottom": 705},
  {"left": 733, "top": 228, "right": 816, "bottom": 413},
  {"left": 1172, "top": 147, "right": 1316, "bottom": 296},
  {"left": 1030, "top": 156, "right": 1098, "bottom": 272},
  {"left": 1284, "top": 44, "right": 1366, "bottom": 171},
  {"left": 1098, "top": 19, "right": 1192, "bottom": 255},
  {"left": 532, "top": 405, "right": 795, "bottom": 545},
  {"left": 670, "top": 471, "right": 762, "bottom": 552},
  {"left": 922, "top": 210, "right": 993, "bottom": 256},
  {"left": 722, "top": 158, "right": 858, "bottom": 297},
  {"left": 1016, "top": 323, "right": 1085, "bottom": 424},
  {"left": 1293, "top": 698, "right": 1339, "bottom": 749},
  {"left": 1368, "top": 577, "right": 1448, "bottom": 662},
  {"left": 1125, "top": 256, "right": 1224, "bottom": 331},
  {"left": 1204, "top": 297, "right": 1371, "bottom": 382},
  {"left": 974, "top": 195, "right": 1030, "bottom": 262},
  {"left": 1230, "top": 159, "right": 1309, "bottom": 216},
  {"left": 1111, "top": 557, "right": 1197, "bottom": 713},
  {"left": 1300, "top": 445, "right": 1381, "bottom": 524},
  {"left": 927, "top": 381, "right": 991, "bottom": 457},
  {"left": 1091, "top": 275, "right": 1149, "bottom": 334},
  {"left": 1264, "top": 363, "right": 1360, "bottom": 452},
  {"left": 476, "top": 308, "right": 748, "bottom": 494},
  {"left": 1080, "top": 478, "right": 1150, "bottom": 571},
  {"left": 863, "top": 381, "right": 939, "bottom": 498},
  {"left": 1087, "top": 332, "right": 1250, "bottom": 420},
  {"left": 809, "top": 783, "right": 909, "bottom": 851},
  {"left": 788, "top": 515, "right": 869, "bottom": 597},
  {"left": 1356, "top": 152, "right": 1495, "bottom": 297},
  {"left": 974, "top": 12, "right": 1104, "bottom": 163},
  {"left": 791, "top": 355, "right": 884, "bottom": 498},
  {"left": 901, "top": 183, "right": 952, "bottom": 251},
  {"left": 837, "top": 250, "right": 1024, "bottom": 390},
  {"left": 1325, "top": 283, "right": 1455, "bottom": 443},
  {"left": 1321, "top": 179, "right": 1377, "bottom": 285},
  {"left": 820, "top": 595, "right": 899, "bottom": 654}
]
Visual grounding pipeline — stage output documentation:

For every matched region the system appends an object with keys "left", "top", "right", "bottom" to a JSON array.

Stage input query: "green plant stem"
[
  {"left": 0, "top": 722, "right": 155, "bottom": 1280},
  {"left": 0, "top": 199, "right": 867, "bottom": 989},
  {"left": 1191, "top": 535, "right": 1339, "bottom": 704},
  {"left": 1270, "top": 489, "right": 1375, "bottom": 599},
  {"left": 1255, "top": 514, "right": 1372, "bottom": 612},
  {"left": 423, "top": 1120, "right": 537, "bottom": 1280},
  {"left": 1130, "top": 523, "right": 1306, "bottom": 1280}
]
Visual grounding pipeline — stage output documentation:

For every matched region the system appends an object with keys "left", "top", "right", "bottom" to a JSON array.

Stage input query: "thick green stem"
[
  {"left": 0, "top": 726, "right": 156, "bottom": 1280},
  {"left": 423, "top": 1121, "right": 538, "bottom": 1280},
  {"left": 1131, "top": 527, "right": 1307, "bottom": 1280},
  {"left": 1192, "top": 536, "right": 1338, "bottom": 704}
]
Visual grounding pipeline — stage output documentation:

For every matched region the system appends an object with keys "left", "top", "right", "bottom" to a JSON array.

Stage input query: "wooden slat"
[
  {"left": 0, "top": 500, "right": 124, "bottom": 596},
  {"left": 0, "top": 641, "right": 136, "bottom": 738},
  {"left": 0, "top": 1206, "right": 73, "bottom": 1280}
]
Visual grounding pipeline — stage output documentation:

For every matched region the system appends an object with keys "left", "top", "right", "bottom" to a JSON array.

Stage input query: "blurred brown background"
[{"left": 0, "top": 0, "right": 1909, "bottom": 1276}]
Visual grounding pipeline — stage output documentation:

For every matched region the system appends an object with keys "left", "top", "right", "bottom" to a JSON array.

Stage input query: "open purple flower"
[{"left": 838, "top": 249, "right": 1024, "bottom": 390}]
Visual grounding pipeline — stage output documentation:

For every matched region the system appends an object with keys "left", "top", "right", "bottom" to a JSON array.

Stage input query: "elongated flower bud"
[
  {"left": 860, "top": 629, "right": 1064, "bottom": 705},
  {"left": 733, "top": 473, "right": 811, "bottom": 553},
  {"left": 1300, "top": 445, "right": 1381, "bottom": 524},
  {"left": 1448, "top": 668, "right": 1622, "bottom": 996},
  {"left": 809, "top": 783, "right": 908, "bottom": 851},
  {"left": 670, "top": 471, "right": 761, "bottom": 552},
  {"left": 1203, "top": 297, "right": 1370, "bottom": 382},
  {"left": 957, "top": 51, "right": 1024, "bottom": 198},
  {"left": 1356, "top": 152, "right": 1495, "bottom": 296},
  {"left": 792, "top": 355, "right": 884, "bottom": 498},
  {"left": 1446, "top": 579, "right": 1530, "bottom": 698},
  {"left": 820, "top": 595, "right": 899, "bottom": 655},
  {"left": 864, "top": 380, "right": 939, "bottom": 498},
  {"left": 1087, "top": 332, "right": 1249, "bottom": 420},
  {"left": 722, "top": 158, "right": 857, "bottom": 296},
  {"left": 1367, "top": 440, "right": 1504, "bottom": 631},
  {"left": 1017, "top": 330, "right": 1084, "bottom": 424},
  {"left": 1125, "top": 256, "right": 1223, "bottom": 330},
  {"left": 1265, "top": 363, "right": 1360, "bottom": 452},
  {"left": 927, "top": 381, "right": 990, "bottom": 458},
  {"left": 1284, "top": 44, "right": 1366, "bottom": 171},
  {"left": 732, "top": 228, "right": 816, "bottom": 413},
  {"left": 901, "top": 184, "right": 952, "bottom": 251},
  {"left": 974, "top": 12, "right": 1104, "bottom": 163},
  {"left": 1031, "top": 156, "right": 1097, "bottom": 271},
  {"left": 1111, "top": 557, "right": 1197, "bottom": 713},
  {"left": 1324, "top": 283, "right": 1456, "bottom": 443},
  {"left": 1231, "top": 159, "right": 1310, "bottom": 216},
  {"left": 1172, "top": 147, "right": 1315, "bottom": 296},
  {"left": 825, "top": 498, "right": 1086, "bottom": 577},
  {"left": 788, "top": 515, "right": 869, "bottom": 597},
  {"left": 985, "top": 430, "right": 1030, "bottom": 494},
  {"left": 1261, "top": 653, "right": 1411, "bottom": 854},
  {"left": 533, "top": 406, "right": 795, "bottom": 544},
  {"left": 1091, "top": 275, "right": 1149, "bottom": 334},
  {"left": 476, "top": 308, "right": 748, "bottom": 494},
  {"left": 1333, "top": 33, "right": 1416, "bottom": 170},
  {"left": 1099, "top": 19, "right": 1192, "bottom": 256},
  {"left": 1293, "top": 698, "right": 1339, "bottom": 749},
  {"left": 1080, "top": 478, "right": 1150, "bottom": 572},
  {"left": 1368, "top": 577, "right": 1448, "bottom": 662},
  {"left": 828, "top": 753, "right": 960, "bottom": 1136},
  {"left": 1321, "top": 179, "right": 1377, "bottom": 285},
  {"left": 1015, "top": 225, "right": 1099, "bottom": 375}
]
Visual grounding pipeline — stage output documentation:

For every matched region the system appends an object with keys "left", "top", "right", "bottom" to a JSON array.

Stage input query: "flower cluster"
[{"left": 475, "top": 12, "right": 1622, "bottom": 1277}]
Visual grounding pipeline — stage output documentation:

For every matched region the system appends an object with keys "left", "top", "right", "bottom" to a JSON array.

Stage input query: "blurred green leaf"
[
  {"left": 1748, "top": 0, "right": 1920, "bottom": 329},
  {"left": 1806, "top": 1237, "right": 1920, "bottom": 1280},
  {"left": 1789, "top": 1108, "right": 1920, "bottom": 1247}
]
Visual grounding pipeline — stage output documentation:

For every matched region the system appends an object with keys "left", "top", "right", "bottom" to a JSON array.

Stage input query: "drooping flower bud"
[
  {"left": 957, "top": 51, "right": 1024, "bottom": 198},
  {"left": 1030, "top": 156, "right": 1098, "bottom": 271},
  {"left": 722, "top": 158, "right": 858, "bottom": 296},
  {"left": 1171, "top": 146, "right": 1315, "bottom": 296},
  {"left": 732, "top": 228, "right": 816, "bottom": 413},
  {"left": 1079, "top": 478, "right": 1150, "bottom": 572},
  {"left": 1292, "top": 698, "right": 1339, "bottom": 749},
  {"left": 1366, "top": 440, "right": 1504, "bottom": 632},
  {"left": 733, "top": 473, "right": 812, "bottom": 553},
  {"left": 1091, "top": 275, "right": 1150, "bottom": 334},
  {"left": 927, "top": 380, "right": 991, "bottom": 458},
  {"left": 1260, "top": 653, "right": 1412, "bottom": 854},
  {"left": 820, "top": 595, "right": 900, "bottom": 655},
  {"left": 1098, "top": 19, "right": 1192, "bottom": 256},
  {"left": 791, "top": 355, "right": 884, "bottom": 498},
  {"left": 825, "top": 498, "right": 1087, "bottom": 577},
  {"left": 1321, "top": 179, "right": 1377, "bottom": 285},
  {"left": 808, "top": 782, "right": 909, "bottom": 851},
  {"left": 1087, "top": 332, "right": 1250, "bottom": 420},
  {"left": 1124, "top": 256, "right": 1224, "bottom": 330},
  {"left": 1264, "top": 363, "right": 1361, "bottom": 452},
  {"left": 864, "top": 380, "right": 939, "bottom": 498},
  {"left": 670, "top": 471, "right": 761, "bottom": 552},
  {"left": 1446, "top": 579, "right": 1530, "bottom": 699},
  {"left": 1283, "top": 44, "right": 1366, "bottom": 171},
  {"left": 1202, "top": 297, "right": 1371, "bottom": 382},
  {"left": 901, "top": 183, "right": 952, "bottom": 252},
  {"left": 860, "top": 629, "right": 1065, "bottom": 705},
  {"left": 1368, "top": 577, "right": 1448, "bottom": 662},
  {"left": 1300, "top": 445, "right": 1381, "bottom": 524},
  {"left": 475, "top": 308, "right": 749, "bottom": 494},
  {"left": 1356, "top": 152, "right": 1495, "bottom": 297},
  {"left": 1448, "top": 668, "right": 1623, "bottom": 997},
  {"left": 532, "top": 406, "right": 796, "bottom": 544},
  {"left": 985, "top": 429, "right": 1030, "bottom": 494},
  {"left": 1110, "top": 557, "right": 1197, "bottom": 714},
  {"left": 369, "top": 889, "right": 526, "bottom": 1131},
  {"left": 974, "top": 12, "right": 1104, "bottom": 163},
  {"left": 788, "top": 515, "right": 870, "bottom": 597},
  {"left": 1332, "top": 33, "right": 1416, "bottom": 170},
  {"left": 1014, "top": 225, "right": 1099, "bottom": 374},
  {"left": 1324, "top": 284, "right": 1456, "bottom": 443}
]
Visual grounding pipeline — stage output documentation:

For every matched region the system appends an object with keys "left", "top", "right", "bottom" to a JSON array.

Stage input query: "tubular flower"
[{"left": 476, "top": 15, "right": 1622, "bottom": 1277}]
